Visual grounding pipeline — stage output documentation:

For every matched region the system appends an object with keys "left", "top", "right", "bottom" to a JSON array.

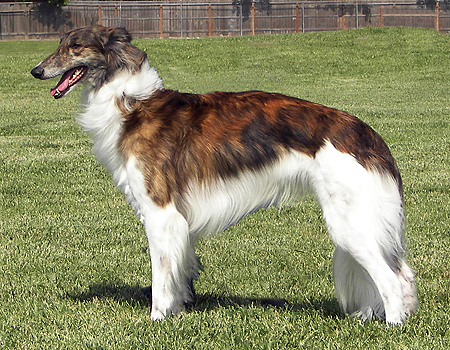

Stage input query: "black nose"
[{"left": 31, "top": 66, "right": 44, "bottom": 79}]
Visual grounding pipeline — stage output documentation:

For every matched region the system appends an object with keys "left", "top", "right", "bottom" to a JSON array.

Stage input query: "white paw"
[
  {"left": 385, "top": 311, "right": 405, "bottom": 326},
  {"left": 151, "top": 309, "right": 166, "bottom": 321}
]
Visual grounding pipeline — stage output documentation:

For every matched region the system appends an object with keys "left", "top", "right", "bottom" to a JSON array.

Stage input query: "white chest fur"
[{"left": 76, "top": 62, "right": 163, "bottom": 213}]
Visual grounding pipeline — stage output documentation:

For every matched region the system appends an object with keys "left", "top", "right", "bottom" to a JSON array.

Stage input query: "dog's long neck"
[
  {"left": 81, "top": 59, "right": 164, "bottom": 108},
  {"left": 77, "top": 59, "right": 163, "bottom": 185}
]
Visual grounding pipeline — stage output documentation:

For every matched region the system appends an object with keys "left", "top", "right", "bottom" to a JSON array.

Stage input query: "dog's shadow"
[{"left": 66, "top": 283, "right": 342, "bottom": 319}]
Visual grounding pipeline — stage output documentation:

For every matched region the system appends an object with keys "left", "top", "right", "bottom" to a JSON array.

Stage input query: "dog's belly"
[{"left": 177, "top": 150, "right": 315, "bottom": 238}]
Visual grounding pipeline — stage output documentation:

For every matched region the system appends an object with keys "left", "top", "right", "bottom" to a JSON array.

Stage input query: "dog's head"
[{"left": 31, "top": 26, "right": 146, "bottom": 99}]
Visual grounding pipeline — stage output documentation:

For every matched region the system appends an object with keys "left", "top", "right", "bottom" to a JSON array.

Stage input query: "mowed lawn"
[{"left": 0, "top": 27, "right": 449, "bottom": 349}]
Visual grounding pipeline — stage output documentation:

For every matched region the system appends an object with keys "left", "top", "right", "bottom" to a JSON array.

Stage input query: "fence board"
[{"left": 0, "top": 1, "right": 448, "bottom": 40}]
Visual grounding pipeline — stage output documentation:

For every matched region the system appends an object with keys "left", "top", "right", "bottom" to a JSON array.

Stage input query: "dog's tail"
[{"left": 312, "top": 141, "right": 417, "bottom": 324}]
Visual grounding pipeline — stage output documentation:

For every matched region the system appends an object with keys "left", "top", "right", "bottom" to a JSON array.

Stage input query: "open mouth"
[{"left": 50, "top": 66, "right": 88, "bottom": 99}]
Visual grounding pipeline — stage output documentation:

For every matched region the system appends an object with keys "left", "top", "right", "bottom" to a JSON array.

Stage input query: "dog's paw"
[{"left": 151, "top": 309, "right": 166, "bottom": 321}]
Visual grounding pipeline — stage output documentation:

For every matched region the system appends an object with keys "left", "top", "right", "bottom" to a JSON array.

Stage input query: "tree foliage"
[{"left": 47, "top": 0, "right": 69, "bottom": 8}]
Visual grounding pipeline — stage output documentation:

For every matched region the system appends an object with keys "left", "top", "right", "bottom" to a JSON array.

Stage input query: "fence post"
[
  {"left": 302, "top": 3, "right": 305, "bottom": 33},
  {"left": 341, "top": 5, "right": 345, "bottom": 30},
  {"left": 25, "top": 3, "right": 30, "bottom": 38},
  {"left": 160, "top": 4, "right": 164, "bottom": 38},
  {"left": 296, "top": 3, "right": 299, "bottom": 33},
  {"left": 113, "top": 4, "right": 122, "bottom": 27},
  {"left": 209, "top": 4, "right": 213, "bottom": 37},
  {"left": 251, "top": 2, "right": 255, "bottom": 35},
  {"left": 355, "top": 3, "right": 359, "bottom": 29},
  {"left": 180, "top": 2, "right": 184, "bottom": 38},
  {"left": 98, "top": 5, "right": 102, "bottom": 26},
  {"left": 436, "top": 1, "right": 440, "bottom": 32},
  {"left": 379, "top": 6, "right": 383, "bottom": 27},
  {"left": 119, "top": 2, "right": 122, "bottom": 27},
  {"left": 240, "top": 2, "right": 243, "bottom": 36}
]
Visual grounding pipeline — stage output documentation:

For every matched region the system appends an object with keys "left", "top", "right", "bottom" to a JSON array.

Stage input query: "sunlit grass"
[{"left": 0, "top": 27, "right": 449, "bottom": 349}]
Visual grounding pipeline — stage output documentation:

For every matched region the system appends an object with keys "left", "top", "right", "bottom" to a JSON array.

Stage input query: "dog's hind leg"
[
  {"left": 332, "top": 246, "right": 383, "bottom": 321},
  {"left": 313, "top": 143, "right": 417, "bottom": 324},
  {"left": 332, "top": 245, "right": 417, "bottom": 324},
  {"left": 333, "top": 245, "right": 417, "bottom": 323}
]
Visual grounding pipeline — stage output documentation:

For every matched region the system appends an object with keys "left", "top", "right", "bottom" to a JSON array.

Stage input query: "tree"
[{"left": 47, "top": 0, "right": 69, "bottom": 7}]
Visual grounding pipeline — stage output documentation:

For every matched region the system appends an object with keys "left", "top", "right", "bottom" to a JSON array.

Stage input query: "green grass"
[{"left": 0, "top": 27, "right": 449, "bottom": 349}]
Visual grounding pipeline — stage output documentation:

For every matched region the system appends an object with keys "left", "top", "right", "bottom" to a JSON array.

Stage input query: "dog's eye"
[{"left": 71, "top": 43, "right": 82, "bottom": 49}]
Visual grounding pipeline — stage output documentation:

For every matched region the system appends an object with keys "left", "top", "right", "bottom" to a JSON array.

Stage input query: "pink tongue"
[{"left": 50, "top": 68, "right": 75, "bottom": 97}]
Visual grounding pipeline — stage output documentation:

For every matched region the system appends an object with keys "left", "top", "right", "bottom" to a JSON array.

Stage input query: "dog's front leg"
[
  {"left": 144, "top": 204, "right": 197, "bottom": 320},
  {"left": 124, "top": 157, "right": 198, "bottom": 320}
]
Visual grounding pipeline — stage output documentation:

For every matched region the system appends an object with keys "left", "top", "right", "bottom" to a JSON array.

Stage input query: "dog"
[{"left": 31, "top": 26, "right": 417, "bottom": 324}]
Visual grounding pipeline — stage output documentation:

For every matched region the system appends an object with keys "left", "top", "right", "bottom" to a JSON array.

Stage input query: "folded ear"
[
  {"left": 107, "top": 27, "right": 132, "bottom": 44},
  {"left": 103, "top": 26, "right": 146, "bottom": 73}
]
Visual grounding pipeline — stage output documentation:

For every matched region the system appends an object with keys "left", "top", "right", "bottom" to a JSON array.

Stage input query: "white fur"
[
  {"left": 77, "top": 61, "right": 162, "bottom": 200},
  {"left": 178, "top": 150, "right": 314, "bottom": 238},
  {"left": 125, "top": 157, "right": 198, "bottom": 320},
  {"left": 76, "top": 62, "right": 416, "bottom": 323},
  {"left": 313, "top": 142, "right": 415, "bottom": 324}
]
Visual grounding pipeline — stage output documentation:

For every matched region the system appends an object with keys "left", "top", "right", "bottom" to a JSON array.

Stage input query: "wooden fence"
[{"left": 1, "top": 0, "right": 450, "bottom": 40}]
